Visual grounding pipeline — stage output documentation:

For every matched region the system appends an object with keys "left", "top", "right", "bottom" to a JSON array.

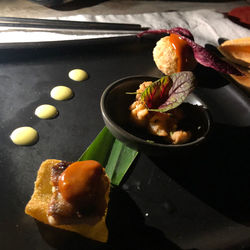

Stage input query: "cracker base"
[{"left": 25, "top": 159, "right": 109, "bottom": 243}]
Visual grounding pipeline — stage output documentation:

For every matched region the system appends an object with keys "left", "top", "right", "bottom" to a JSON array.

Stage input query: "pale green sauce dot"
[
  {"left": 10, "top": 126, "right": 38, "bottom": 146},
  {"left": 35, "top": 104, "right": 58, "bottom": 119},
  {"left": 50, "top": 86, "right": 73, "bottom": 101},
  {"left": 68, "top": 69, "right": 88, "bottom": 82}
]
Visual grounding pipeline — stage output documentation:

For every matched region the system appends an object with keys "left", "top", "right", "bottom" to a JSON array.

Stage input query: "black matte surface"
[{"left": 0, "top": 36, "right": 250, "bottom": 250}]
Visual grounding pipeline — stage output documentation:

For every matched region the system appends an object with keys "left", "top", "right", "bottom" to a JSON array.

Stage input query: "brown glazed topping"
[
  {"left": 48, "top": 160, "right": 109, "bottom": 225},
  {"left": 169, "top": 33, "right": 195, "bottom": 72}
]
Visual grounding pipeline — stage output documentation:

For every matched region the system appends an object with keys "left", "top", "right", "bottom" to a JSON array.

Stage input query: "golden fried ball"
[
  {"left": 153, "top": 35, "right": 197, "bottom": 75},
  {"left": 153, "top": 36, "right": 178, "bottom": 75}
]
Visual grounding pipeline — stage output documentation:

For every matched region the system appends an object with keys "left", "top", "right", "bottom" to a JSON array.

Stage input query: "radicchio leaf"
[
  {"left": 145, "top": 71, "right": 195, "bottom": 113},
  {"left": 137, "top": 27, "right": 243, "bottom": 76},
  {"left": 140, "top": 75, "right": 172, "bottom": 109}
]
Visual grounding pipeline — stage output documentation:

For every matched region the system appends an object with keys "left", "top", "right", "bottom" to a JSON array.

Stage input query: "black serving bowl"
[{"left": 100, "top": 75, "right": 211, "bottom": 156}]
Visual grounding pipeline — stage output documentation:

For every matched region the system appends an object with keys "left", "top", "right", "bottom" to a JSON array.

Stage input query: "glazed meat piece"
[
  {"left": 25, "top": 159, "right": 110, "bottom": 242},
  {"left": 48, "top": 160, "right": 110, "bottom": 226}
]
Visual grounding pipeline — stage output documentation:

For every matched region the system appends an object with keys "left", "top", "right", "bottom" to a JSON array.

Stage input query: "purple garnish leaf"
[
  {"left": 137, "top": 27, "right": 243, "bottom": 76},
  {"left": 137, "top": 27, "right": 194, "bottom": 40},
  {"left": 167, "top": 27, "right": 194, "bottom": 40},
  {"left": 181, "top": 38, "right": 243, "bottom": 76},
  {"left": 140, "top": 76, "right": 172, "bottom": 109},
  {"left": 148, "top": 71, "right": 195, "bottom": 113}
]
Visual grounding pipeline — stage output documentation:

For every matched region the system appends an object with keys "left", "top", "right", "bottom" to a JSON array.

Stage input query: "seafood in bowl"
[
  {"left": 129, "top": 79, "right": 192, "bottom": 144},
  {"left": 100, "top": 75, "right": 211, "bottom": 155}
]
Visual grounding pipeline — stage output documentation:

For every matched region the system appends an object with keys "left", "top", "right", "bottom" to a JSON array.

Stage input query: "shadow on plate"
[
  {"left": 36, "top": 188, "right": 183, "bottom": 250},
  {"left": 194, "top": 64, "right": 229, "bottom": 89},
  {"left": 148, "top": 123, "right": 250, "bottom": 226}
]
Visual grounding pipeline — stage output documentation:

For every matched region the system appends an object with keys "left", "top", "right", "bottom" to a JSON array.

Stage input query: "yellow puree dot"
[
  {"left": 50, "top": 86, "right": 73, "bottom": 101},
  {"left": 10, "top": 126, "right": 38, "bottom": 146},
  {"left": 68, "top": 69, "right": 88, "bottom": 82},
  {"left": 35, "top": 104, "right": 58, "bottom": 119}
]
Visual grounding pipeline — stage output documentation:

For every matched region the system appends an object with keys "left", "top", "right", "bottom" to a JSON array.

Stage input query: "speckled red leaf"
[
  {"left": 142, "top": 72, "right": 195, "bottom": 113},
  {"left": 140, "top": 75, "right": 172, "bottom": 109}
]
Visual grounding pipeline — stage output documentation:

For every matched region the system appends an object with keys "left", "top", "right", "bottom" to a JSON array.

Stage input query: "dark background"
[{"left": 0, "top": 36, "right": 249, "bottom": 250}]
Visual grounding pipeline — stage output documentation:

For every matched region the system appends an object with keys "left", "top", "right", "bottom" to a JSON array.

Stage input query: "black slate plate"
[{"left": 0, "top": 36, "right": 250, "bottom": 250}]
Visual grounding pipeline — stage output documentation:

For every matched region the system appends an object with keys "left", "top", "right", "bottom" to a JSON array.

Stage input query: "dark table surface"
[{"left": 0, "top": 36, "right": 249, "bottom": 250}]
